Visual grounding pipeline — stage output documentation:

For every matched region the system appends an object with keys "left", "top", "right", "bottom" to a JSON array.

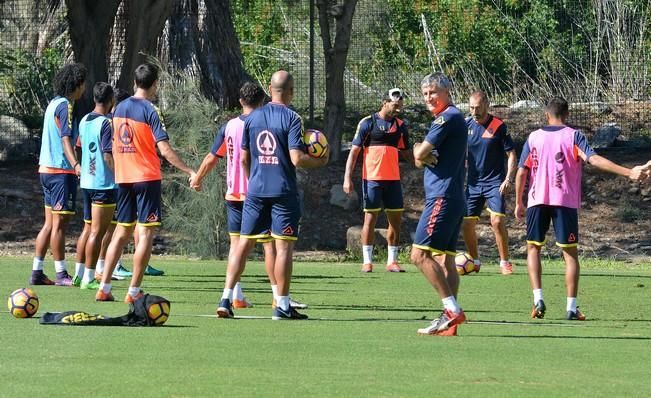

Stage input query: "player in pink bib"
[{"left": 515, "top": 97, "right": 649, "bottom": 321}]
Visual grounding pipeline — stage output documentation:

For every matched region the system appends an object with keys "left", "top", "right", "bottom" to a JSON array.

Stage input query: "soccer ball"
[
  {"left": 7, "top": 288, "right": 39, "bottom": 318},
  {"left": 304, "top": 129, "right": 328, "bottom": 158},
  {"left": 147, "top": 300, "right": 170, "bottom": 326},
  {"left": 455, "top": 252, "right": 475, "bottom": 275}
]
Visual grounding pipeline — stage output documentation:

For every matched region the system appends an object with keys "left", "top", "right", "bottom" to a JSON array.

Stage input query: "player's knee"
[
  {"left": 490, "top": 216, "right": 504, "bottom": 230},
  {"left": 410, "top": 248, "right": 427, "bottom": 266}
]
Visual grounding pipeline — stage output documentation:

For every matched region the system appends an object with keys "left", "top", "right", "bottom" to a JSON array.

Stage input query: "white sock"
[
  {"left": 128, "top": 286, "right": 141, "bottom": 297},
  {"left": 500, "top": 260, "right": 510, "bottom": 267},
  {"left": 32, "top": 257, "right": 44, "bottom": 271},
  {"left": 277, "top": 295, "right": 290, "bottom": 311},
  {"left": 82, "top": 267, "right": 95, "bottom": 283},
  {"left": 271, "top": 284, "right": 279, "bottom": 300},
  {"left": 473, "top": 259, "right": 482, "bottom": 266},
  {"left": 234, "top": 282, "right": 245, "bottom": 300},
  {"left": 362, "top": 245, "right": 373, "bottom": 265},
  {"left": 533, "top": 289, "right": 544, "bottom": 304},
  {"left": 54, "top": 260, "right": 67, "bottom": 273},
  {"left": 96, "top": 259, "right": 105, "bottom": 274},
  {"left": 442, "top": 296, "right": 461, "bottom": 314},
  {"left": 75, "top": 262, "right": 85, "bottom": 278},
  {"left": 387, "top": 246, "right": 399, "bottom": 265},
  {"left": 100, "top": 282, "right": 111, "bottom": 294},
  {"left": 567, "top": 297, "right": 577, "bottom": 312},
  {"left": 221, "top": 288, "right": 233, "bottom": 301}
]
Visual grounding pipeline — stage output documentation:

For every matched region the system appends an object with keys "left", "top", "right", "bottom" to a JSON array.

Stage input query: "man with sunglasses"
[{"left": 343, "top": 88, "right": 413, "bottom": 273}]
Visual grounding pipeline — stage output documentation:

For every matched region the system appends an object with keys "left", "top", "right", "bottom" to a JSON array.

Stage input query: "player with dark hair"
[
  {"left": 215, "top": 71, "right": 328, "bottom": 320},
  {"left": 462, "top": 90, "right": 517, "bottom": 274},
  {"left": 96, "top": 63, "right": 196, "bottom": 302},
  {"left": 515, "top": 96, "right": 649, "bottom": 320},
  {"left": 411, "top": 72, "right": 467, "bottom": 336},
  {"left": 72, "top": 82, "right": 116, "bottom": 290},
  {"left": 30, "top": 63, "right": 87, "bottom": 286},
  {"left": 343, "top": 88, "right": 413, "bottom": 273}
]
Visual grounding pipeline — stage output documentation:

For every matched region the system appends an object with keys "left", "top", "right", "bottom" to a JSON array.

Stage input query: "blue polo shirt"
[{"left": 466, "top": 115, "right": 514, "bottom": 185}]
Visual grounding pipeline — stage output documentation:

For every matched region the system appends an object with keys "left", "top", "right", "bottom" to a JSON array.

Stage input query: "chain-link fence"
[{"left": 2, "top": 0, "right": 650, "bottom": 162}]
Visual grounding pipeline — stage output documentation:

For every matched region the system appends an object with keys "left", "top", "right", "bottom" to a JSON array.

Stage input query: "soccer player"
[
  {"left": 411, "top": 73, "right": 467, "bottom": 336},
  {"left": 73, "top": 82, "right": 116, "bottom": 290},
  {"left": 192, "top": 81, "right": 306, "bottom": 309},
  {"left": 30, "top": 63, "right": 87, "bottom": 286},
  {"left": 515, "top": 97, "right": 649, "bottom": 320},
  {"left": 461, "top": 91, "right": 517, "bottom": 275},
  {"left": 342, "top": 88, "right": 412, "bottom": 273},
  {"left": 95, "top": 63, "right": 196, "bottom": 303},
  {"left": 215, "top": 70, "right": 328, "bottom": 320}
]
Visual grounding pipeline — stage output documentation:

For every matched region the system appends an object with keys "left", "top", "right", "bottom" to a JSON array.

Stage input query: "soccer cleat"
[
  {"left": 417, "top": 309, "right": 466, "bottom": 336},
  {"left": 473, "top": 263, "right": 481, "bottom": 273},
  {"left": 95, "top": 271, "right": 120, "bottom": 282},
  {"left": 95, "top": 290, "right": 115, "bottom": 302},
  {"left": 232, "top": 298, "right": 253, "bottom": 309},
  {"left": 272, "top": 306, "right": 308, "bottom": 320},
  {"left": 385, "top": 262, "right": 405, "bottom": 272},
  {"left": 144, "top": 264, "right": 165, "bottom": 276},
  {"left": 216, "top": 298, "right": 234, "bottom": 318},
  {"left": 80, "top": 279, "right": 101, "bottom": 290},
  {"left": 500, "top": 261, "right": 513, "bottom": 275},
  {"left": 55, "top": 271, "right": 74, "bottom": 286},
  {"left": 72, "top": 275, "right": 82, "bottom": 287},
  {"left": 29, "top": 270, "right": 55, "bottom": 286},
  {"left": 124, "top": 291, "right": 144, "bottom": 304},
  {"left": 361, "top": 263, "right": 373, "bottom": 273},
  {"left": 531, "top": 300, "right": 546, "bottom": 319},
  {"left": 113, "top": 263, "right": 133, "bottom": 278},
  {"left": 566, "top": 308, "right": 586, "bottom": 321},
  {"left": 272, "top": 297, "right": 309, "bottom": 309}
]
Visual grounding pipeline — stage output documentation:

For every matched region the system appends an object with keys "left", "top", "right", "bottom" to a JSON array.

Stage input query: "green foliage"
[
  {"left": 159, "top": 72, "right": 236, "bottom": 258},
  {"left": 0, "top": 46, "right": 65, "bottom": 127}
]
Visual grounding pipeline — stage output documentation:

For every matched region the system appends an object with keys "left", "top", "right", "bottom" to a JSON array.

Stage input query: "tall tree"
[{"left": 317, "top": 0, "right": 357, "bottom": 162}]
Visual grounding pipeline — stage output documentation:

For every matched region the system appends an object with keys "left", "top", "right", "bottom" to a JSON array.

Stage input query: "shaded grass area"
[{"left": 1, "top": 256, "right": 651, "bottom": 397}]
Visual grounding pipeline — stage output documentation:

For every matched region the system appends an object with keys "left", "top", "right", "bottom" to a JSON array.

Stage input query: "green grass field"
[{"left": 2, "top": 255, "right": 651, "bottom": 397}]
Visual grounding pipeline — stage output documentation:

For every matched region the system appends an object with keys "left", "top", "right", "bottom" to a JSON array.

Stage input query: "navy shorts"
[
  {"left": 226, "top": 200, "right": 271, "bottom": 242},
  {"left": 240, "top": 194, "right": 301, "bottom": 241},
  {"left": 40, "top": 173, "right": 77, "bottom": 214},
  {"left": 82, "top": 189, "right": 117, "bottom": 224},
  {"left": 116, "top": 180, "right": 162, "bottom": 227},
  {"left": 465, "top": 183, "right": 506, "bottom": 218},
  {"left": 362, "top": 180, "right": 404, "bottom": 212},
  {"left": 526, "top": 205, "right": 579, "bottom": 247},
  {"left": 413, "top": 197, "right": 464, "bottom": 255}
]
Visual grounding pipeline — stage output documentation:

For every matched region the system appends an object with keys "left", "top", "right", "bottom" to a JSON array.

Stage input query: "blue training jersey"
[
  {"left": 466, "top": 115, "right": 514, "bottom": 186},
  {"left": 241, "top": 102, "right": 305, "bottom": 197},
  {"left": 423, "top": 105, "right": 467, "bottom": 200}
]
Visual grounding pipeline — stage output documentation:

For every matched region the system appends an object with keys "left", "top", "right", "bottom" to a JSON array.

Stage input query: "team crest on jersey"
[
  {"left": 433, "top": 116, "right": 445, "bottom": 125},
  {"left": 568, "top": 233, "right": 576, "bottom": 242},
  {"left": 282, "top": 226, "right": 294, "bottom": 235},
  {"left": 53, "top": 202, "right": 63, "bottom": 211},
  {"left": 256, "top": 130, "right": 279, "bottom": 165}
]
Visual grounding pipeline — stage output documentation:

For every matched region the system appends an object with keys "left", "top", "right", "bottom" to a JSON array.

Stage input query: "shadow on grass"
[{"left": 479, "top": 334, "right": 651, "bottom": 340}]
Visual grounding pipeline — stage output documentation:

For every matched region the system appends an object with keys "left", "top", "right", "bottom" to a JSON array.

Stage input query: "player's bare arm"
[
  {"left": 500, "top": 150, "right": 518, "bottom": 194},
  {"left": 342, "top": 145, "right": 361, "bottom": 194},
  {"left": 192, "top": 153, "right": 219, "bottom": 191},
  {"left": 103, "top": 153, "right": 114, "bottom": 172},
  {"left": 156, "top": 140, "right": 196, "bottom": 182},
  {"left": 587, "top": 154, "right": 645, "bottom": 181},
  {"left": 514, "top": 166, "right": 528, "bottom": 222},
  {"left": 412, "top": 141, "right": 438, "bottom": 168},
  {"left": 61, "top": 135, "right": 81, "bottom": 176},
  {"left": 290, "top": 147, "right": 329, "bottom": 169},
  {"left": 241, "top": 148, "right": 251, "bottom": 179}
]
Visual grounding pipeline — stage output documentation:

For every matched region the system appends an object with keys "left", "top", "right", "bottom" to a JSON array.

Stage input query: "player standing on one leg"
[
  {"left": 95, "top": 63, "right": 196, "bottom": 303},
  {"left": 215, "top": 70, "right": 328, "bottom": 320},
  {"left": 343, "top": 88, "right": 413, "bottom": 273},
  {"left": 30, "top": 63, "right": 87, "bottom": 287},
  {"left": 411, "top": 73, "right": 467, "bottom": 336},
  {"left": 515, "top": 97, "right": 648, "bottom": 320},
  {"left": 74, "top": 82, "right": 117, "bottom": 290},
  {"left": 461, "top": 91, "right": 517, "bottom": 274}
]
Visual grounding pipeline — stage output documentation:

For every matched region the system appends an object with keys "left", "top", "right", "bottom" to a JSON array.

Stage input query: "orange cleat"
[
  {"left": 385, "top": 262, "right": 405, "bottom": 272},
  {"left": 417, "top": 309, "right": 466, "bottom": 336},
  {"left": 361, "top": 263, "right": 373, "bottom": 273},
  {"left": 95, "top": 290, "right": 115, "bottom": 302},
  {"left": 500, "top": 261, "right": 513, "bottom": 275},
  {"left": 124, "top": 291, "right": 144, "bottom": 304},
  {"left": 233, "top": 298, "right": 253, "bottom": 308}
]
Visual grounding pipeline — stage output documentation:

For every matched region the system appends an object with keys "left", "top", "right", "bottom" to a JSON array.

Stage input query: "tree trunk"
[
  {"left": 316, "top": 0, "right": 357, "bottom": 162},
  {"left": 65, "top": 0, "right": 121, "bottom": 117}
]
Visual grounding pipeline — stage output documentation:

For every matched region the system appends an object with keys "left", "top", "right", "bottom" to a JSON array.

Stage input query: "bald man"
[{"left": 216, "top": 71, "right": 329, "bottom": 320}]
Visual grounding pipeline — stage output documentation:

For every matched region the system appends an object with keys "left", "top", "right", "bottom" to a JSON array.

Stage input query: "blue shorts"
[
  {"left": 226, "top": 200, "right": 271, "bottom": 242},
  {"left": 116, "top": 181, "right": 162, "bottom": 227},
  {"left": 82, "top": 189, "right": 117, "bottom": 224},
  {"left": 240, "top": 194, "right": 300, "bottom": 241},
  {"left": 362, "top": 180, "right": 404, "bottom": 212},
  {"left": 413, "top": 197, "right": 464, "bottom": 255},
  {"left": 526, "top": 205, "right": 579, "bottom": 247},
  {"left": 465, "top": 183, "right": 506, "bottom": 218},
  {"left": 40, "top": 173, "right": 77, "bottom": 215}
]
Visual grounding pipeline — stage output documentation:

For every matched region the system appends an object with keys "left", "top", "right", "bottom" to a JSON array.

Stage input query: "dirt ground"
[{"left": 1, "top": 146, "right": 650, "bottom": 261}]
